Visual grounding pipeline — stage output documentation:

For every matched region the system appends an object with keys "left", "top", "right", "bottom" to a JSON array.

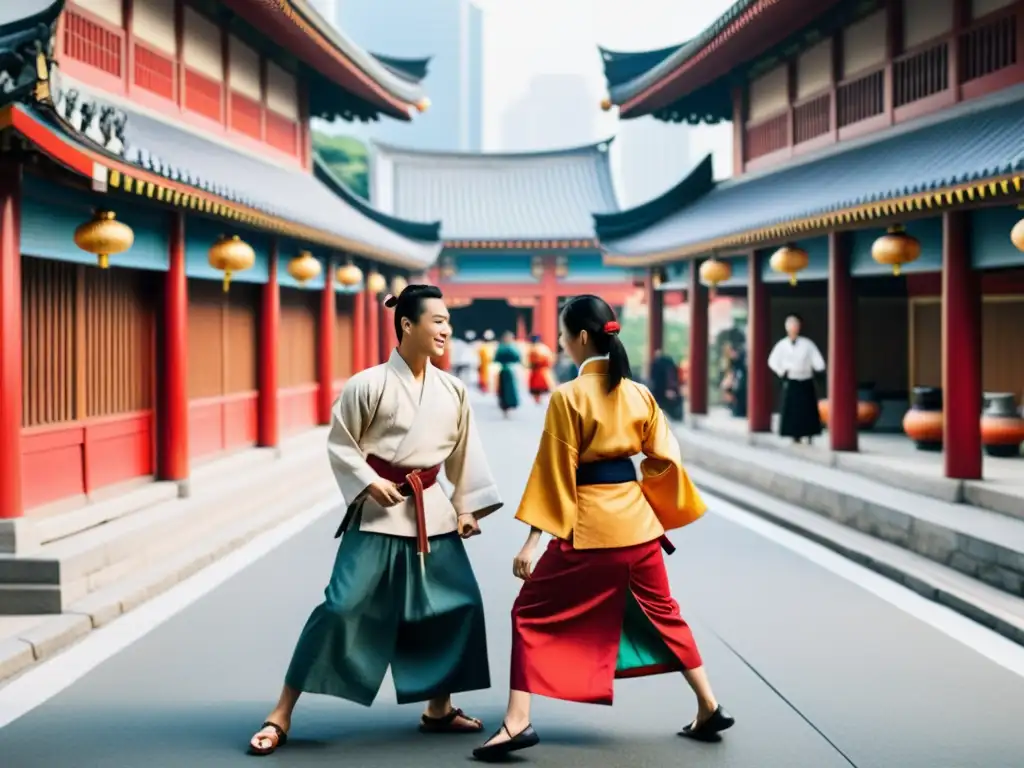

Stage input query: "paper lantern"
[
  {"left": 73, "top": 210, "right": 134, "bottom": 269},
  {"left": 336, "top": 261, "right": 363, "bottom": 287},
  {"left": 391, "top": 275, "right": 408, "bottom": 295},
  {"left": 287, "top": 251, "right": 322, "bottom": 284},
  {"left": 208, "top": 235, "right": 255, "bottom": 292},
  {"left": 770, "top": 245, "right": 809, "bottom": 286},
  {"left": 416, "top": 97, "right": 431, "bottom": 113},
  {"left": 871, "top": 225, "right": 920, "bottom": 276},
  {"left": 600, "top": 96, "right": 612, "bottom": 111},
  {"left": 1011, "top": 209, "right": 1024, "bottom": 253},
  {"left": 366, "top": 271, "right": 387, "bottom": 295},
  {"left": 699, "top": 258, "right": 732, "bottom": 291}
]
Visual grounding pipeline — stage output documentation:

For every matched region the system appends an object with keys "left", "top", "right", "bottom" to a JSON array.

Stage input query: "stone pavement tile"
[
  {"left": 18, "top": 614, "right": 91, "bottom": 660},
  {"left": 0, "top": 638, "right": 34, "bottom": 680}
]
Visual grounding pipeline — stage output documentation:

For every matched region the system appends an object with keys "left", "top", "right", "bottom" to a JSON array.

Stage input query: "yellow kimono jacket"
[{"left": 515, "top": 358, "right": 706, "bottom": 549}]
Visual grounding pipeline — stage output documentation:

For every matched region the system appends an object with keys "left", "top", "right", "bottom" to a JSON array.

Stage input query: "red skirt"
[
  {"left": 510, "top": 537, "right": 703, "bottom": 705},
  {"left": 528, "top": 366, "right": 551, "bottom": 395}
]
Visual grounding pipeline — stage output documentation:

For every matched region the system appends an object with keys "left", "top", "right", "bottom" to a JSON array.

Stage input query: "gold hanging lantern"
[
  {"left": 73, "top": 210, "right": 134, "bottom": 269},
  {"left": 770, "top": 244, "right": 809, "bottom": 286},
  {"left": 416, "top": 97, "right": 431, "bottom": 113},
  {"left": 336, "top": 261, "right": 363, "bottom": 287},
  {"left": 699, "top": 258, "right": 732, "bottom": 296},
  {"left": 366, "top": 271, "right": 387, "bottom": 295},
  {"left": 651, "top": 268, "right": 665, "bottom": 289},
  {"left": 208, "top": 234, "right": 255, "bottom": 292},
  {"left": 1010, "top": 205, "right": 1024, "bottom": 252},
  {"left": 390, "top": 275, "right": 408, "bottom": 295},
  {"left": 287, "top": 250, "right": 322, "bottom": 284},
  {"left": 600, "top": 96, "right": 612, "bottom": 111},
  {"left": 871, "top": 225, "right": 920, "bottom": 276}
]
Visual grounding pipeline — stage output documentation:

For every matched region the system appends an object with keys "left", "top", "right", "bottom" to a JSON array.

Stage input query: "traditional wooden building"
[
  {"left": 0, "top": 0, "right": 441, "bottom": 519},
  {"left": 370, "top": 139, "right": 636, "bottom": 349},
  {"left": 597, "top": 0, "right": 1024, "bottom": 478}
]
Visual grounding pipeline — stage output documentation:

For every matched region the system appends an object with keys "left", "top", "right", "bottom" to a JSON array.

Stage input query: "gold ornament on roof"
[
  {"left": 871, "top": 225, "right": 920, "bottom": 276},
  {"left": 769, "top": 244, "right": 809, "bottom": 286},
  {"left": 73, "top": 210, "right": 134, "bottom": 269},
  {"left": 208, "top": 234, "right": 255, "bottom": 292},
  {"left": 287, "top": 251, "right": 322, "bottom": 284}
]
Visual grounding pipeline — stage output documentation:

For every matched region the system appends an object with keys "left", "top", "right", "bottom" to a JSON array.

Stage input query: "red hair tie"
[{"left": 603, "top": 321, "right": 621, "bottom": 335}]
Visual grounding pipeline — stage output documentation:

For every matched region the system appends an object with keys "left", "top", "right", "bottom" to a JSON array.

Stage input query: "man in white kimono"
[
  {"left": 250, "top": 284, "right": 503, "bottom": 756},
  {"left": 767, "top": 313, "right": 826, "bottom": 444}
]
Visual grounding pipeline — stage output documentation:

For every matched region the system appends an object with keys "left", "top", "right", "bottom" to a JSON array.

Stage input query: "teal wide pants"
[{"left": 284, "top": 529, "right": 491, "bottom": 706}]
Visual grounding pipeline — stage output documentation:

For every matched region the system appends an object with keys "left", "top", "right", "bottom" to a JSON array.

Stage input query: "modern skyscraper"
[{"left": 330, "top": 0, "right": 483, "bottom": 152}]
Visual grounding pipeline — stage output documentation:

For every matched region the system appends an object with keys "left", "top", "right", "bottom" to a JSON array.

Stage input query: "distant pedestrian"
[
  {"left": 526, "top": 334, "right": 554, "bottom": 404},
  {"left": 649, "top": 348, "right": 682, "bottom": 421},
  {"left": 451, "top": 331, "right": 474, "bottom": 383},
  {"left": 768, "top": 313, "right": 825, "bottom": 444},
  {"left": 495, "top": 331, "right": 521, "bottom": 418}
]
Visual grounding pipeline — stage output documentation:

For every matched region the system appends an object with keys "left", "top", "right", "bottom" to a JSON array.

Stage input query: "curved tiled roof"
[{"left": 372, "top": 139, "right": 621, "bottom": 241}]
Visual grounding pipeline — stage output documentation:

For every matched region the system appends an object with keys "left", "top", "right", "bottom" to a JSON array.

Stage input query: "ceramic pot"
[
  {"left": 817, "top": 398, "right": 882, "bottom": 430},
  {"left": 981, "top": 392, "right": 1024, "bottom": 458},
  {"left": 904, "top": 386, "right": 943, "bottom": 450}
]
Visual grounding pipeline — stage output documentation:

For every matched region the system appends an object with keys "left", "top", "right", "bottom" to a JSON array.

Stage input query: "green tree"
[{"left": 312, "top": 131, "right": 370, "bottom": 200}]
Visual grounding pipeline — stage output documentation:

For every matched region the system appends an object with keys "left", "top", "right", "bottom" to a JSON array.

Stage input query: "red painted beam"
[
  {"left": 352, "top": 288, "right": 366, "bottom": 372},
  {"left": 827, "top": 232, "right": 857, "bottom": 452},
  {"left": 158, "top": 211, "right": 190, "bottom": 482},
  {"left": 747, "top": 251, "right": 772, "bottom": 433},
  {"left": 687, "top": 264, "right": 708, "bottom": 415},
  {"left": 258, "top": 242, "right": 280, "bottom": 447},
  {"left": 942, "top": 211, "right": 982, "bottom": 480},
  {"left": 317, "top": 258, "right": 335, "bottom": 426},
  {"left": 366, "top": 287, "right": 380, "bottom": 367},
  {"left": 0, "top": 161, "right": 23, "bottom": 518}
]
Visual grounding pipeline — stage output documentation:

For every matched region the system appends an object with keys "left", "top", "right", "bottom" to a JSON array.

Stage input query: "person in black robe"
[
  {"left": 649, "top": 349, "right": 683, "bottom": 421},
  {"left": 768, "top": 314, "right": 826, "bottom": 443}
]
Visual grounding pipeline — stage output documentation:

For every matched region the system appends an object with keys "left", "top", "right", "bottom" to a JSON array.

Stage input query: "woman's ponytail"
[
  {"left": 605, "top": 331, "right": 631, "bottom": 393},
  {"left": 561, "top": 295, "right": 631, "bottom": 393}
]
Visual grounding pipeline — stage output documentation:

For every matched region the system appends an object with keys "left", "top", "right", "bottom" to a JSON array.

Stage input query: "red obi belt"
[{"left": 365, "top": 454, "right": 443, "bottom": 557}]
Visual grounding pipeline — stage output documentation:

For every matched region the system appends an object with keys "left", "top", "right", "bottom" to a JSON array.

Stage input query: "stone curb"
[
  {"left": 692, "top": 466, "right": 1024, "bottom": 647},
  {"left": 0, "top": 481, "right": 337, "bottom": 687}
]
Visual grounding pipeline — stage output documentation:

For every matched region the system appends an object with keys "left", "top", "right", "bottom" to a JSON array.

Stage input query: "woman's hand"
[{"left": 513, "top": 544, "right": 536, "bottom": 580}]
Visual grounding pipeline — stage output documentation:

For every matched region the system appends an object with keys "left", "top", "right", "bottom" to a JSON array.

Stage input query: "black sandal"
[
  {"left": 248, "top": 721, "right": 288, "bottom": 756},
  {"left": 472, "top": 721, "right": 540, "bottom": 762},
  {"left": 420, "top": 707, "right": 484, "bottom": 733},
  {"left": 679, "top": 706, "right": 735, "bottom": 742}
]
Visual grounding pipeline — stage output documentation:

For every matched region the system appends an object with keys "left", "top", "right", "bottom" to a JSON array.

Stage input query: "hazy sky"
[{"left": 477, "top": 0, "right": 736, "bottom": 149}]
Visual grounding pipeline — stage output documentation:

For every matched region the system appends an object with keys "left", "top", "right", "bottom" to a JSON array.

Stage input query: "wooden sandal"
[
  {"left": 420, "top": 707, "right": 484, "bottom": 733},
  {"left": 248, "top": 721, "right": 288, "bottom": 756}
]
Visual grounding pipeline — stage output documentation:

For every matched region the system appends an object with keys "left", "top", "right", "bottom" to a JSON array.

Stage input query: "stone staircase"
[{"left": 0, "top": 430, "right": 338, "bottom": 617}]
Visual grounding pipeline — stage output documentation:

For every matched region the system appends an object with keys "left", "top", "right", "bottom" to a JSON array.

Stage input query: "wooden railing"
[
  {"left": 132, "top": 41, "right": 175, "bottom": 101},
  {"left": 266, "top": 111, "right": 298, "bottom": 155},
  {"left": 184, "top": 69, "right": 222, "bottom": 123},
  {"left": 893, "top": 40, "right": 949, "bottom": 108},
  {"left": 836, "top": 67, "right": 885, "bottom": 128},
  {"left": 793, "top": 91, "right": 831, "bottom": 144},
  {"left": 230, "top": 93, "right": 263, "bottom": 139},
  {"left": 62, "top": 6, "right": 124, "bottom": 79},
  {"left": 960, "top": 8, "right": 1018, "bottom": 83},
  {"left": 745, "top": 111, "right": 789, "bottom": 161}
]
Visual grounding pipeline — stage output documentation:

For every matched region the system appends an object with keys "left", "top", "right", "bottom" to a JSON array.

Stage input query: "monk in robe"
[
  {"left": 473, "top": 294, "right": 733, "bottom": 762},
  {"left": 768, "top": 313, "right": 826, "bottom": 444},
  {"left": 494, "top": 331, "right": 521, "bottom": 417},
  {"left": 526, "top": 334, "right": 554, "bottom": 404},
  {"left": 250, "top": 284, "right": 503, "bottom": 756},
  {"left": 478, "top": 330, "right": 494, "bottom": 393}
]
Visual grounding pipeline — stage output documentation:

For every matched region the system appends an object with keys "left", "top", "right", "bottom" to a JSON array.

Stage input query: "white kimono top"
[
  {"left": 328, "top": 349, "right": 503, "bottom": 538},
  {"left": 767, "top": 335, "right": 826, "bottom": 381}
]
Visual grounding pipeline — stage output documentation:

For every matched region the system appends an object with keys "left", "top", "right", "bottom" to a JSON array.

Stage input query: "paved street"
[{"left": 2, "top": 390, "right": 1024, "bottom": 767}]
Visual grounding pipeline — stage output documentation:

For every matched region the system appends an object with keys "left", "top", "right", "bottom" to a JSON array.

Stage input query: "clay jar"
[
  {"left": 903, "top": 386, "right": 943, "bottom": 451},
  {"left": 981, "top": 393, "right": 1024, "bottom": 458},
  {"left": 817, "top": 384, "right": 882, "bottom": 430}
]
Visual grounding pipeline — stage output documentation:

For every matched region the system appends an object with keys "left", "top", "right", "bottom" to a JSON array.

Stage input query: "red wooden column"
[
  {"left": 828, "top": 232, "right": 858, "bottom": 451},
  {"left": 159, "top": 212, "right": 190, "bottom": 482},
  {"left": 942, "top": 210, "right": 982, "bottom": 480},
  {"left": 0, "top": 162, "right": 23, "bottom": 518},
  {"left": 516, "top": 313, "right": 527, "bottom": 341},
  {"left": 538, "top": 258, "right": 559, "bottom": 350},
  {"left": 381, "top": 299, "right": 398, "bottom": 360},
  {"left": 687, "top": 261, "right": 708, "bottom": 415},
  {"left": 747, "top": 251, "right": 772, "bottom": 432},
  {"left": 317, "top": 258, "right": 335, "bottom": 425},
  {"left": 646, "top": 272, "right": 664, "bottom": 373},
  {"left": 366, "top": 284, "right": 380, "bottom": 367},
  {"left": 258, "top": 241, "right": 280, "bottom": 447},
  {"left": 351, "top": 283, "right": 366, "bottom": 372}
]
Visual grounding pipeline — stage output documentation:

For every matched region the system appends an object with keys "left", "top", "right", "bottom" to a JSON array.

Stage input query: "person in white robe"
[
  {"left": 249, "top": 285, "right": 503, "bottom": 757},
  {"left": 767, "top": 313, "right": 826, "bottom": 443}
]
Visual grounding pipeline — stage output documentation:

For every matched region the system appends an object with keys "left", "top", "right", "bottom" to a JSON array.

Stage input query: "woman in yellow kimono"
[
  {"left": 477, "top": 329, "right": 494, "bottom": 393},
  {"left": 473, "top": 295, "right": 733, "bottom": 762}
]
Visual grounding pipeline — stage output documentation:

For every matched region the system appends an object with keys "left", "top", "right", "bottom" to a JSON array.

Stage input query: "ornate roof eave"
[
  {"left": 444, "top": 239, "right": 599, "bottom": 251},
  {"left": 602, "top": 174, "right": 1024, "bottom": 267},
  {"left": 610, "top": 0, "right": 847, "bottom": 119},
  {"left": 0, "top": 102, "right": 436, "bottom": 270},
  {"left": 219, "top": 0, "right": 429, "bottom": 121}
]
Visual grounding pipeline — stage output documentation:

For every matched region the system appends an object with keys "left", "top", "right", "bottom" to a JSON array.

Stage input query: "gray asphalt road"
[{"left": 2, "top": 391, "right": 1024, "bottom": 768}]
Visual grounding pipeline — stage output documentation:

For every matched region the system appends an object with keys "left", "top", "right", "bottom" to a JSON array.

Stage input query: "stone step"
[
  {"left": 691, "top": 466, "right": 1024, "bottom": 646},
  {"left": 676, "top": 425, "right": 1024, "bottom": 600},
  {"left": 0, "top": 440, "right": 335, "bottom": 614}
]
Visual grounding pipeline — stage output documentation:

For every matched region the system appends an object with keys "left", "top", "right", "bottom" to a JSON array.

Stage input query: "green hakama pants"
[{"left": 284, "top": 529, "right": 490, "bottom": 706}]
